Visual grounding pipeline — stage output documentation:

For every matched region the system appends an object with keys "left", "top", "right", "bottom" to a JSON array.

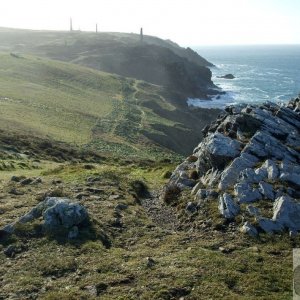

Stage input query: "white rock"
[
  {"left": 272, "top": 196, "right": 300, "bottom": 231},
  {"left": 262, "top": 159, "right": 279, "bottom": 180},
  {"left": 218, "top": 153, "right": 259, "bottom": 190},
  {"left": 218, "top": 193, "right": 240, "bottom": 219},
  {"left": 240, "top": 222, "right": 258, "bottom": 237},
  {"left": 259, "top": 181, "right": 275, "bottom": 200}
]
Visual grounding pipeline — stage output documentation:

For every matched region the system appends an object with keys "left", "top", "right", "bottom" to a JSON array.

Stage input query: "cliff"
[
  {"left": 162, "top": 97, "right": 300, "bottom": 237},
  {"left": 0, "top": 28, "right": 217, "bottom": 102}
]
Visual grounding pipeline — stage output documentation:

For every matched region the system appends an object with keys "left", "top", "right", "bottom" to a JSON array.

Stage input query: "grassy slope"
[
  {"left": 0, "top": 53, "right": 118, "bottom": 143},
  {"left": 0, "top": 29, "right": 294, "bottom": 299},
  {"left": 0, "top": 159, "right": 297, "bottom": 299},
  {"left": 0, "top": 52, "right": 187, "bottom": 159}
]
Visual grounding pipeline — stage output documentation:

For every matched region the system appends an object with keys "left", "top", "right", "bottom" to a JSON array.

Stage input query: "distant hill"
[{"left": 0, "top": 28, "right": 217, "bottom": 102}]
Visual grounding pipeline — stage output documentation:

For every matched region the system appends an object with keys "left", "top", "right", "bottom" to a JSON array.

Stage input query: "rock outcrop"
[
  {"left": 217, "top": 74, "right": 235, "bottom": 79},
  {"left": 162, "top": 97, "right": 300, "bottom": 237},
  {"left": 2, "top": 197, "right": 89, "bottom": 239}
]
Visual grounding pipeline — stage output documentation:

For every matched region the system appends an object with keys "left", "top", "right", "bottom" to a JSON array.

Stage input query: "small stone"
[
  {"left": 115, "top": 203, "right": 128, "bottom": 211},
  {"left": 186, "top": 202, "right": 197, "bottom": 214},
  {"left": 85, "top": 187, "right": 104, "bottom": 194},
  {"left": 289, "top": 230, "right": 298, "bottom": 238},
  {"left": 146, "top": 257, "right": 155, "bottom": 268},
  {"left": 8, "top": 188, "right": 24, "bottom": 195},
  {"left": 109, "top": 195, "right": 121, "bottom": 201},
  {"left": 20, "top": 178, "right": 33, "bottom": 185},
  {"left": 10, "top": 175, "right": 25, "bottom": 182},
  {"left": 247, "top": 205, "right": 260, "bottom": 217},
  {"left": 75, "top": 193, "right": 89, "bottom": 200},
  {"left": 240, "top": 222, "right": 258, "bottom": 237}
]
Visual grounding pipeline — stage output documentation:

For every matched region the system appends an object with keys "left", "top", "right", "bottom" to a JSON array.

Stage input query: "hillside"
[
  {"left": 0, "top": 99, "right": 298, "bottom": 299},
  {"left": 0, "top": 28, "right": 217, "bottom": 102},
  {"left": 0, "top": 52, "right": 219, "bottom": 157}
]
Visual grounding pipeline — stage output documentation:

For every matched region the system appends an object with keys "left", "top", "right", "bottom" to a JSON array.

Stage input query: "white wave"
[{"left": 187, "top": 92, "right": 237, "bottom": 109}]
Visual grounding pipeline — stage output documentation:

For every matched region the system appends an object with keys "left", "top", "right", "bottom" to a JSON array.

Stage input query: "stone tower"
[{"left": 140, "top": 27, "right": 143, "bottom": 42}]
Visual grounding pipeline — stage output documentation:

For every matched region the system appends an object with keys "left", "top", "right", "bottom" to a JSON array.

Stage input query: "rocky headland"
[{"left": 162, "top": 96, "right": 300, "bottom": 237}]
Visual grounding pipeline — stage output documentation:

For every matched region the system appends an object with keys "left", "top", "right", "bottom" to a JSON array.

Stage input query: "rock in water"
[
  {"left": 162, "top": 97, "right": 300, "bottom": 237},
  {"left": 217, "top": 74, "right": 235, "bottom": 79}
]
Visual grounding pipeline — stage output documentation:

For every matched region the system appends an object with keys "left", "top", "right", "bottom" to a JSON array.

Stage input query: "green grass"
[
  {"left": 0, "top": 156, "right": 298, "bottom": 299},
  {"left": 0, "top": 52, "right": 193, "bottom": 159},
  {"left": 0, "top": 53, "right": 121, "bottom": 144}
]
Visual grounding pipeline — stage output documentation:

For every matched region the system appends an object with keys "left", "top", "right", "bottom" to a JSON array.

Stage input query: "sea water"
[{"left": 188, "top": 45, "right": 300, "bottom": 108}]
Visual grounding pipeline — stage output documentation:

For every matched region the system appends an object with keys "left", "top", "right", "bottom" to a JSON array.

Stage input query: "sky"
[{"left": 0, "top": 0, "right": 299, "bottom": 46}]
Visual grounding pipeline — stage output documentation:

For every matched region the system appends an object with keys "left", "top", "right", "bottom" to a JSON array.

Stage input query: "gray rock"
[
  {"left": 115, "top": 203, "right": 128, "bottom": 211},
  {"left": 2, "top": 197, "right": 89, "bottom": 236},
  {"left": 219, "top": 152, "right": 259, "bottom": 190},
  {"left": 205, "top": 133, "right": 241, "bottom": 160},
  {"left": 175, "top": 177, "right": 196, "bottom": 189},
  {"left": 218, "top": 193, "right": 240, "bottom": 219},
  {"left": 186, "top": 202, "right": 197, "bottom": 214},
  {"left": 20, "top": 178, "right": 33, "bottom": 185},
  {"left": 2, "top": 223, "right": 15, "bottom": 234},
  {"left": 255, "top": 167, "right": 268, "bottom": 181},
  {"left": 244, "top": 131, "right": 298, "bottom": 162},
  {"left": 280, "top": 173, "right": 300, "bottom": 189},
  {"left": 258, "top": 218, "right": 283, "bottom": 233},
  {"left": 240, "top": 168, "right": 265, "bottom": 184},
  {"left": 262, "top": 159, "right": 279, "bottom": 180},
  {"left": 234, "top": 182, "right": 262, "bottom": 203},
  {"left": 259, "top": 181, "right": 275, "bottom": 200},
  {"left": 247, "top": 205, "right": 260, "bottom": 217},
  {"left": 43, "top": 198, "right": 88, "bottom": 231},
  {"left": 191, "top": 182, "right": 204, "bottom": 196},
  {"left": 195, "top": 189, "right": 208, "bottom": 200},
  {"left": 240, "top": 222, "right": 258, "bottom": 237},
  {"left": 280, "top": 160, "right": 300, "bottom": 175},
  {"left": 196, "top": 133, "right": 242, "bottom": 174},
  {"left": 273, "top": 196, "right": 300, "bottom": 231}
]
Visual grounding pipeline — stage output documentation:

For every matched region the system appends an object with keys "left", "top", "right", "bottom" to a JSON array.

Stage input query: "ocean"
[{"left": 188, "top": 45, "right": 300, "bottom": 108}]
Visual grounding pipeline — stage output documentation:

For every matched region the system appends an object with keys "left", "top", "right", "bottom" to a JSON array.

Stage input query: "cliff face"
[
  {"left": 162, "top": 97, "right": 300, "bottom": 237},
  {"left": 90, "top": 44, "right": 216, "bottom": 100}
]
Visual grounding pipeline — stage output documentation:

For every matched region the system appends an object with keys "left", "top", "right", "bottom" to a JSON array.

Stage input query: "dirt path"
[{"left": 140, "top": 191, "right": 180, "bottom": 232}]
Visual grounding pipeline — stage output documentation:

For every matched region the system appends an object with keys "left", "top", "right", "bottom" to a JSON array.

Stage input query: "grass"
[
  {"left": 0, "top": 53, "right": 121, "bottom": 144},
  {"left": 0, "top": 155, "right": 298, "bottom": 299}
]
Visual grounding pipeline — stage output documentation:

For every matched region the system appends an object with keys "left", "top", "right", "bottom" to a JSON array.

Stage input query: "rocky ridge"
[{"left": 162, "top": 97, "right": 300, "bottom": 237}]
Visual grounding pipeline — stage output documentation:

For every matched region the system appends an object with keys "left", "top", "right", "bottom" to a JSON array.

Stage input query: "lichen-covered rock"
[
  {"left": 163, "top": 97, "right": 300, "bottom": 237},
  {"left": 43, "top": 198, "right": 88, "bottom": 231},
  {"left": 2, "top": 197, "right": 89, "bottom": 237}
]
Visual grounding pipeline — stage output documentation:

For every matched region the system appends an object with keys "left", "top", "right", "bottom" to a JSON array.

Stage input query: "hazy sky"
[{"left": 1, "top": 0, "right": 299, "bottom": 46}]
